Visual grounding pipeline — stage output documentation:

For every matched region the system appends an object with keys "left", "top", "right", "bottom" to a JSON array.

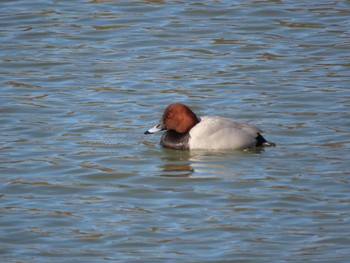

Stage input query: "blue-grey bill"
[{"left": 144, "top": 122, "right": 165, "bottom": 134}]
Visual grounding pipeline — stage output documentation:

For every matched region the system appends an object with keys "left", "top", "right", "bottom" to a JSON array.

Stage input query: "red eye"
[{"left": 167, "top": 113, "right": 173, "bottom": 118}]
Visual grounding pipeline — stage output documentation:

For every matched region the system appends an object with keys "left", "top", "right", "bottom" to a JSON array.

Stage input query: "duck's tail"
[{"left": 256, "top": 133, "right": 276, "bottom": 147}]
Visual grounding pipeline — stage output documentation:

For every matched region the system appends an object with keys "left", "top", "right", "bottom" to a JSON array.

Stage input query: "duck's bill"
[{"left": 144, "top": 122, "right": 165, "bottom": 134}]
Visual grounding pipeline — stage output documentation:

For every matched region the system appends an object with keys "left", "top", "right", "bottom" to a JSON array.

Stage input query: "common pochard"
[{"left": 145, "top": 103, "right": 275, "bottom": 150}]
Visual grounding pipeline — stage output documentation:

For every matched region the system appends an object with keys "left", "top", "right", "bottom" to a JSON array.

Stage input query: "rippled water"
[{"left": 1, "top": 0, "right": 350, "bottom": 262}]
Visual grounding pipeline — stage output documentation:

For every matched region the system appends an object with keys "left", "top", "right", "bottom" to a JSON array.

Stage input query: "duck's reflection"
[
  {"left": 158, "top": 149, "right": 194, "bottom": 177},
  {"left": 158, "top": 148, "right": 264, "bottom": 178}
]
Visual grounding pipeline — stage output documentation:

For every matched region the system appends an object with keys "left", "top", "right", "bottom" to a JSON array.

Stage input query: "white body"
[{"left": 188, "top": 116, "right": 262, "bottom": 150}]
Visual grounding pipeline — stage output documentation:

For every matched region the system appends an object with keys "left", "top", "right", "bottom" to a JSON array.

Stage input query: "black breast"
[{"left": 160, "top": 131, "right": 190, "bottom": 150}]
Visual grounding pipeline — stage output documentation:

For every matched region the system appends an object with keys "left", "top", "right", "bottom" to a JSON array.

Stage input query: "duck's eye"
[{"left": 167, "top": 113, "right": 174, "bottom": 118}]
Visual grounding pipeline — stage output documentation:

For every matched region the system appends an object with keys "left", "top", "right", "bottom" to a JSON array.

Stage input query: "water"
[{"left": 1, "top": 0, "right": 350, "bottom": 262}]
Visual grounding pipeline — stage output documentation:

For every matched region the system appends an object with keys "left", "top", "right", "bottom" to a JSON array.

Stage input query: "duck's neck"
[
  {"left": 161, "top": 130, "right": 190, "bottom": 150},
  {"left": 178, "top": 112, "right": 200, "bottom": 133}
]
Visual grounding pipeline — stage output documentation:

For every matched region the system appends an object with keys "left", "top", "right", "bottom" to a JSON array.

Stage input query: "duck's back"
[{"left": 188, "top": 116, "right": 262, "bottom": 150}]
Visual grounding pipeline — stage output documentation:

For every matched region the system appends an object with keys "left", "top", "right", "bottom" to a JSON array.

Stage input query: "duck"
[{"left": 145, "top": 103, "right": 275, "bottom": 150}]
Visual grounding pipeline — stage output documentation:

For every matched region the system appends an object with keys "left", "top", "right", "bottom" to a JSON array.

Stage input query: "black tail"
[{"left": 256, "top": 133, "right": 276, "bottom": 147}]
